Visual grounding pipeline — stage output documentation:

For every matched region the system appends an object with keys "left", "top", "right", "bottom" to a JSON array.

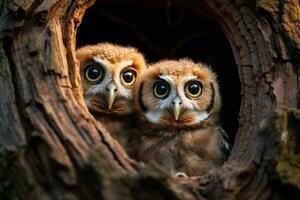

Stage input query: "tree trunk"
[{"left": 0, "top": 0, "right": 299, "bottom": 199}]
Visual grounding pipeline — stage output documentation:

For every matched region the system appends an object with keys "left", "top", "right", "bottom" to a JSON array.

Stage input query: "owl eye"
[
  {"left": 121, "top": 69, "right": 136, "bottom": 86},
  {"left": 185, "top": 81, "right": 202, "bottom": 98},
  {"left": 153, "top": 81, "right": 170, "bottom": 99},
  {"left": 84, "top": 63, "right": 104, "bottom": 83}
]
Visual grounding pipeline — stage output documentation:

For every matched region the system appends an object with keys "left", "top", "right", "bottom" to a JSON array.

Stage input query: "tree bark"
[{"left": 0, "top": 0, "right": 299, "bottom": 199}]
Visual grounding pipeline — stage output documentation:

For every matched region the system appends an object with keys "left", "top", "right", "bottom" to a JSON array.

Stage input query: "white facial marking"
[
  {"left": 113, "top": 75, "right": 131, "bottom": 98},
  {"left": 154, "top": 75, "right": 201, "bottom": 113},
  {"left": 156, "top": 75, "right": 176, "bottom": 110},
  {"left": 177, "top": 76, "right": 199, "bottom": 110},
  {"left": 145, "top": 111, "right": 162, "bottom": 123},
  {"left": 84, "top": 57, "right": 134, "bottom": 100},
  {"left": 118, "top": 59, "right": 134, "bottom": 68},
  {"left": 84, "top": 57, "right": 112, "bottom": 97},
  {"left": 93, "top": 57, "right": 108, "bottom": 65},
  {"left": 158, "top": 75, "right": 173, "bottom": 84},
  {"left": 196, "top": 111, "right": 209, "bottom": 122},
  {"left": 113, "top": 59, "right": 135, "bottom": 99},
  {"left": 150, "top": 75, "right": 211, "bottom": 124}
]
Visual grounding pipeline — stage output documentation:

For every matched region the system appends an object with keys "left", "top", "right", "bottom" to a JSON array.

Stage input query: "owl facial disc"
[
  {"left": 135, "top": 59, "right": 221, "bottom": 128},
  {"left": 77, "top": 43, "right": 147, "bottom": 115}
]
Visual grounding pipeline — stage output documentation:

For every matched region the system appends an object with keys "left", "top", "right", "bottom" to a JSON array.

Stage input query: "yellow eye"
[
  {"left": 153, "top": 81, "right": 170, "bottom": 99},
  {"left": 121, "top": 69, "right": 136, "bottom": 86},
  {"left": 185, "top": 81, "right": 202, "bottom": 98},
  {"left": 84, "top": 64, "right": 104, "bottom": 83}
]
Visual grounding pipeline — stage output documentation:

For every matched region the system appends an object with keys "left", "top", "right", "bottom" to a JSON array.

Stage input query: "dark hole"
[{"left": 76, "top": 0, "right": 241, "bottom": 143}]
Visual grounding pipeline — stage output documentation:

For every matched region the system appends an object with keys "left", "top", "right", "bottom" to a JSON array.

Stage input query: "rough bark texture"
[{"left": 0, "top": 0, "right": 299, "bottom": 199}]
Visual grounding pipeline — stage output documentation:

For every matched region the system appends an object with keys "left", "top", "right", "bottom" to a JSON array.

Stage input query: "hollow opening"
[{"left": 76, "top": 0, "right": 241, "bottom": 143}]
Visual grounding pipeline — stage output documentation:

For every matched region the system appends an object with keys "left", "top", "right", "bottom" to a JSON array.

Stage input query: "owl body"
[
  {"left": 137, "top": 126, "right": 228, "bottom": 176},
  {"left": 77, "top": 43, "right": 146, "bottom": 150},
  {"left": 134, "top": 59, "right": 231, "bottom": 176}
]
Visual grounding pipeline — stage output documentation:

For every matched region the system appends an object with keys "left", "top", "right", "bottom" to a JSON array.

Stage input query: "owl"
[
  {"left": 76, "top": 43, "right": 147, "bottom": 150},
  {"left": 133, "top": 59, "right": 231, "bottom": 176}
]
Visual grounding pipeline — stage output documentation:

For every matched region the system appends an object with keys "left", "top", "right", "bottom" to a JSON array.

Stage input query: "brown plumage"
[
  {"left": 133, "top": 59, "right": 231, "bottom": 176},
  {"left": 76, "top": 43, "right": 147, "bottom": 151}
]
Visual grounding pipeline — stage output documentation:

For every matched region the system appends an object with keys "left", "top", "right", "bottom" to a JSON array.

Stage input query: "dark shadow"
[{"left": 76, "top": 0, "right": 241, "bottom": 142}]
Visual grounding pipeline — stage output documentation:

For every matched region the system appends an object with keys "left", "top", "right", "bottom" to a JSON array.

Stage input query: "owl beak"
[
  {"left": 107, "top": 90, "right": 115, "bottom": 109},
  {"left": 106, "top": 84, "right": 117, "bottom": 109},
  {"left": 172, "top": 97, "right": 182, "bottom": 121}
]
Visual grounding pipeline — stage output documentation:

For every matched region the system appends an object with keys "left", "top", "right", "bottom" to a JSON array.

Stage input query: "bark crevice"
[{"left": 2, "top": 36, "right": 29, "bottom": 146}]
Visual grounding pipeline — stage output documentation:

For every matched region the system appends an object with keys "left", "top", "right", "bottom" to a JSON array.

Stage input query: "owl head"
[
  {"left": 135, "top": 59, "right": 221, "bottom": 129},
  {"left": 77, "top": 43, "right": 147, "bottom": 115}
]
